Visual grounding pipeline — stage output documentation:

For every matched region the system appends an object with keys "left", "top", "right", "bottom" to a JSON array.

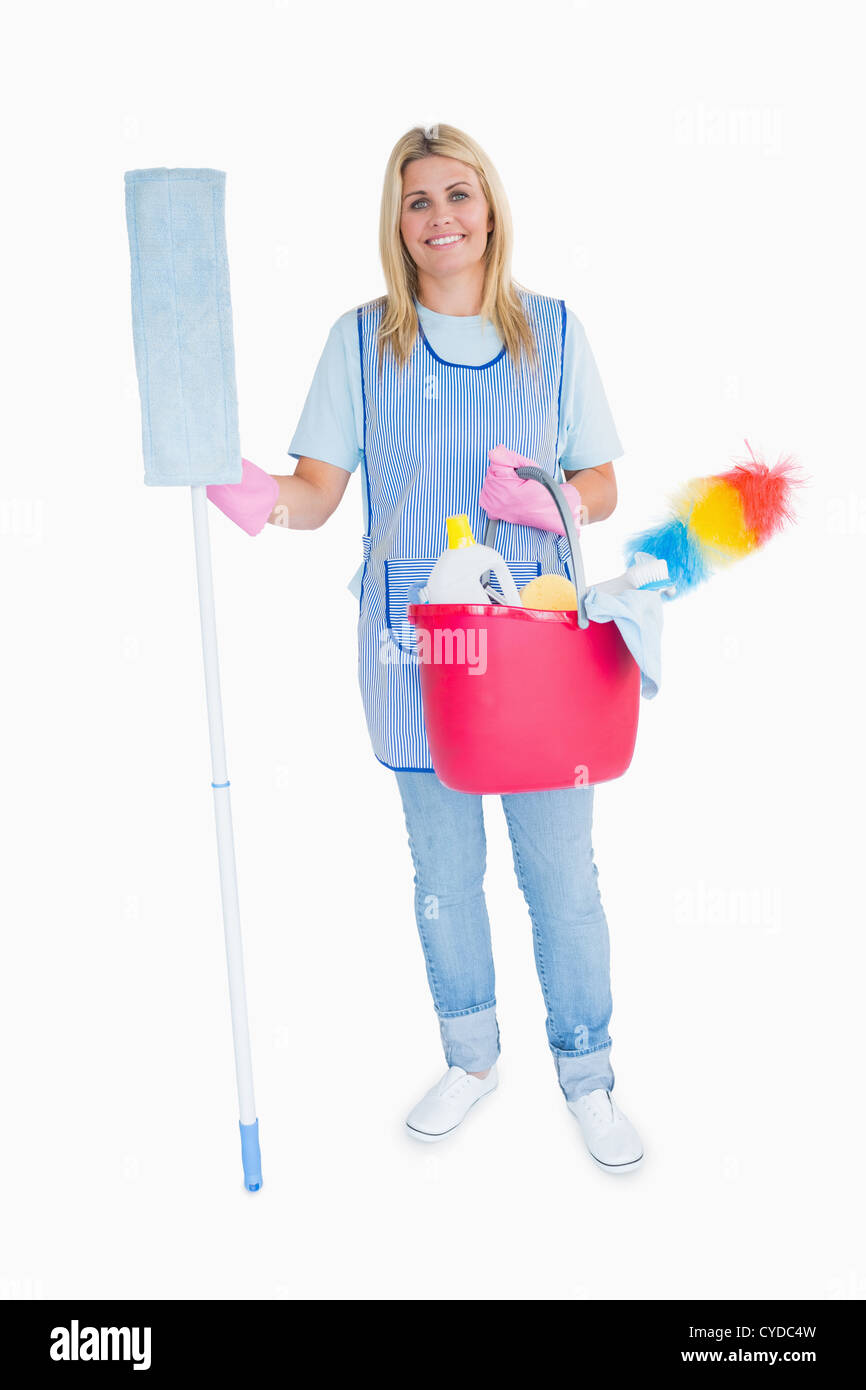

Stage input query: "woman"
[{"left": 265, "top": 124, "right": 643, "bottom": 1173}]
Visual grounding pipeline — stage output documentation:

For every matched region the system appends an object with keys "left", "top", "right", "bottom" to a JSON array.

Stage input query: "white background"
[{"left": 1, "top": 0, "right": 863, "bottom": 1301}]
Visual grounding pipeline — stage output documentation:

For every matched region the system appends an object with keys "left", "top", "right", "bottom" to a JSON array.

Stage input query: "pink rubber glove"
[
  {"left": 206, "top": 457, "right": 280, "bottom": 537},
  {"left": 479, "top": 444, "right": 582, "bottom": 537}
]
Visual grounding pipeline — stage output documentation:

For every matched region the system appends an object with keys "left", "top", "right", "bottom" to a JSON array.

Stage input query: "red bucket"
[
  {"left": 407, "top": 601, "right": 640, "bottom": 794},
  {"left": 406, "top": 463, "right": 641, "bottom": 795}
]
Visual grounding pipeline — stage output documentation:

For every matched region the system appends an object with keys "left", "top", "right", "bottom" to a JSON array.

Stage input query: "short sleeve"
[
  {"left": 287, "top": 311, "right": 363, "bottom": 473},
  {"left": 558, "top": 308, "right": 624, "bottom": 472}
]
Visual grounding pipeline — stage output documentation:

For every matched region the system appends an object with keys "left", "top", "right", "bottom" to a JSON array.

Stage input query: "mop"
[{"left": 124, "top": 167, "right": 262, "bottom": 1192}]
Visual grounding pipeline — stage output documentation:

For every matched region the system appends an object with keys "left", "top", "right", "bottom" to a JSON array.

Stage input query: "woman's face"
[{"left": 400, "top": 155, "right": 493, "bottom": 284}]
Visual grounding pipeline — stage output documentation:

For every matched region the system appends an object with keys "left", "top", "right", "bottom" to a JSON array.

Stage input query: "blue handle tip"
[{"left": 239, "top": 1118, "right": 262, "bottom": 1192}]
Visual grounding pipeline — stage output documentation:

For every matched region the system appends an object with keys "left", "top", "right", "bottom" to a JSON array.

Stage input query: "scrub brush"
[
  {"left": 520, "top": 553, "right": 672, "bottom": 611},
  {"left": 590, "top": 552, "right": 677, "bottom": 597}
]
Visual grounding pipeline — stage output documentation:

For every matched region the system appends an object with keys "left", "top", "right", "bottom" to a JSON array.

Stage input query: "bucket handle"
[{"left": 482, "top": 465, "right": 589, "bottom": 629}]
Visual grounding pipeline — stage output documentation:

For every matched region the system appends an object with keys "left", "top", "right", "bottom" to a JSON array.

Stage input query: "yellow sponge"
[{"left": 520, "top": 573, "right": 578, "bottom": 610}]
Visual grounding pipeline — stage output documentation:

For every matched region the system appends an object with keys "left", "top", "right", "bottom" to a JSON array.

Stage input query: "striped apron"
[{"left": 356, "top": 289, "right": 573, "bottom": 772}]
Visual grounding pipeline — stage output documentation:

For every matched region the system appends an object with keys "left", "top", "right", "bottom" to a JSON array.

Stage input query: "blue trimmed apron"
[{"left": 353, "top": 289, "right": 573, "bottom": 772}]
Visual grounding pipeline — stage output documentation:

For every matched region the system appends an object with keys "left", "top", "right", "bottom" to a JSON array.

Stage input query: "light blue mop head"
[{"left": 124, "top": 167, "right": 243, "bottom": 487}]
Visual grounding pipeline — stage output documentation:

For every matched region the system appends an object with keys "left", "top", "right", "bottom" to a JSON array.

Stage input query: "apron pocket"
[
  {"left": 386, "top": 558, "right": 544, "bottom": 640},
  {"left": 484, "top": 560, "right": 542, "bottom": 601},
  {"left": 385, "top": 557, "right": 439, "bottom": 655}
]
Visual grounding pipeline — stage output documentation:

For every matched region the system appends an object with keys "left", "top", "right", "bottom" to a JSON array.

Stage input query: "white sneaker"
[
  {"left": 568, "top": 1088, "right": 644, "bottom": 1173},
  {"left": 405, "top": 1063, "right": 499, "bottom": 1142}
]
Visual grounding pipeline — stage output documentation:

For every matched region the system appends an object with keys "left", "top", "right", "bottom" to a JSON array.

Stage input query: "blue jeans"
[{"left": 393, "top": 770, "right": 615, "bottom": 1103}]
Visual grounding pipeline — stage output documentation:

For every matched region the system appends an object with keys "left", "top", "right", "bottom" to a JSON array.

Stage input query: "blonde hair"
[{"left": 374, "top": 123, "right": 539, "bottom": 379}]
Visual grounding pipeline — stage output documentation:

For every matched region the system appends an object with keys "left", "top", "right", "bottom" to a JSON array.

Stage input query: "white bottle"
[{"left": 421, "top": 515, "right": 521, "bottom": 605}]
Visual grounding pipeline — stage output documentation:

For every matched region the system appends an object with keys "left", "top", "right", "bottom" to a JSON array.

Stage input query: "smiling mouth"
[{"left": 426, "top": 234, "right": 466, "bottom": 247}]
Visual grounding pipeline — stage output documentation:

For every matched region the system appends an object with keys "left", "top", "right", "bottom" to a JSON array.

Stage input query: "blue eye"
[{"left": 410, "top": 190, "right": 469, "bottom": 210}]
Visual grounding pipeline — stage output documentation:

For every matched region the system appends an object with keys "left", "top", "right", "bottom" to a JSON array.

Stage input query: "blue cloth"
[
  {"left": 394, "top": 768, "right": 615, "bottom": 1104},
  {"left": 286, "top": 297, "right": 623, "bottom": 594},
  {"left": 124, "top": 167, "right": 242, "bottom": 487},
  {"left": 356, "top": 290, "right": 575, "bottom": 771},
  {"left": 584, "top": 585, "right": 664, "bottom": 699}
]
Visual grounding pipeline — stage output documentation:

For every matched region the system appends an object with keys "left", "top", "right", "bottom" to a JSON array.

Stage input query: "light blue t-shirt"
[{"left": 287, "top": 298, "right": 624, "bottom": 504}]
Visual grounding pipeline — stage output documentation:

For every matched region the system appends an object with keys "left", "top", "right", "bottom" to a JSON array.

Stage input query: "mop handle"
[
  {"left": 482, "top": 465, "right": 589, "bottom": 628},
  {"left": 190, "top": 485, "right": 263, "bottom": 1192}
]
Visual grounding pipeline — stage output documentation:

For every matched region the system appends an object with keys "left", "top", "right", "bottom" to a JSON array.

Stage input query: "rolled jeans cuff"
[
  {"left": 437, "top": 1000, "right": 500, "bottom": 1073},
  {"left": 550, "top": 1039, "right": 615, "bottom": 1103}
]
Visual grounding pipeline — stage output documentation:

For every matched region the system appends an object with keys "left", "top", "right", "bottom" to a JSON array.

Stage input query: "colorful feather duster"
[{"left": 624, "top": 441, "right": 806, "bottom": 597}]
